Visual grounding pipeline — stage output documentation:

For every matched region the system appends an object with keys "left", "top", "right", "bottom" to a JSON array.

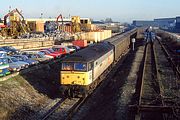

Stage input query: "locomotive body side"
[{"left": 93, "top": 49, "right": 114, "bottom": 81}]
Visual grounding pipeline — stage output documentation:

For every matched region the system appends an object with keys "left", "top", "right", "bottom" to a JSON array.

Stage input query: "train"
[{"left": 59, "top": 28, "right": 137, "bottom": 97}]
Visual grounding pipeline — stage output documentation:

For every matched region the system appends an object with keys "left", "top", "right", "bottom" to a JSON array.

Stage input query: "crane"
[
  {"left": 1, "top": 8, "right": 30, "bottom": 38},
  {"left": 56, "top": 14, "right": 64, "bottom": 31},
  {"left": 4, "top": 8, "right": 25, "bottom": 26}
]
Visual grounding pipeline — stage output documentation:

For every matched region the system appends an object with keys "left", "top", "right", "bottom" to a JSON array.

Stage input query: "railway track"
[
  {"left": 138, "top": 42, "right": 164, "bottom": 120},
  {"left": 131, "top": 39, "right": 180, "bottom": 120},
  {"left": 40, "top": 96, "right": 88, "bottom": 120},
  {"left": 41, "top": 98, "right": 68, "bottom": 120},
  {"left": 156, "top": 36, "right": 180, "bottom": 78}
]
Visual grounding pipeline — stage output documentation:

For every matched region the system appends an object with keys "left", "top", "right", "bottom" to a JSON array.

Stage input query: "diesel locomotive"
[{"left": 60, "top": 28, "right": 137, "bottom": 97}]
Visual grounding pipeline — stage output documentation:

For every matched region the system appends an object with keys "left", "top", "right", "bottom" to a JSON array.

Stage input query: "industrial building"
[
  {"left": 154, "top": 18, "right": 176, "bottom": 29},
  {"left": 26, "top": 17, "right": 92, "bottom": 33},
  {"left": 92, "top": 21, "right": 106, "bottom": 30},
  {"left": 92, "top": 21, "right": 124, "bottom": 33},
  {"left": 132, "top": 20, "right": 157, "bottom": 27},
  {"left": 176, "top": 17, "right": 180, "bottom": 30},
  {"left": 133, "top": 17, "right": 180, "bottom": 32}
]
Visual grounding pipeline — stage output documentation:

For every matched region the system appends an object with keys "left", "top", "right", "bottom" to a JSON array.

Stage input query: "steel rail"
[
  {"left": 41, "top": 97, "right": 67, "bottom": 120},
  {"left": 64, "top": 97, "right": 87, "bottom": 120},
  {"left": 134, "top": 42, "right": 167, "bottom": 120},
  {"left": 156, "top": 37, "right": 180, "bottom": 77}
]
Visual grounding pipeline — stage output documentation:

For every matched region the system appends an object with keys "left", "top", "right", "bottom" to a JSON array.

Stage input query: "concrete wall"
[{"left": 0, "top": 37, "right": 55, "bottom": 50}]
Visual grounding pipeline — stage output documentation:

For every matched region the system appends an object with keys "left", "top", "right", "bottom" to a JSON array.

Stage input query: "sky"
[{"left": 0, "top": 0, "right": 180, "bottom": 23}]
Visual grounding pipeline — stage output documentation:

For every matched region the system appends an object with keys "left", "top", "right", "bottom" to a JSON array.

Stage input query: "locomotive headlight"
[
  {"left": 67, "top": 76, "right": 69, "bottom": 78},
  {"left": 77, "top": 76, "right": 80, "bottom": 79},
  {"left": 82, "top": 78, "right": 85, "bottom": 80}
]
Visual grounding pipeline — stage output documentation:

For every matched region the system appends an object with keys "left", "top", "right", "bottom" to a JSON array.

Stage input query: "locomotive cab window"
[
  {"left": 62, "top": 62, "right": 74, "bottom": 70},
  {"left": 74, "top": 63, "right": 87, "bottom": 71}
]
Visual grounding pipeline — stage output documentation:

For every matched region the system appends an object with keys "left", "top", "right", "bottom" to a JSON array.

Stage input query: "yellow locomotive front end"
[
  {"left": 60, "top": 62, "right": 93, "bottom": 97},
  {"left": 61, "top": 62, "right": 92, "bottom": 85},
  {"left": 61, "top": 71, "right": 92, "bottom": 85}
]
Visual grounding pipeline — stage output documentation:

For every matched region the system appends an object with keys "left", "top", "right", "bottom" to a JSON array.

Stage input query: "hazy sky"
[{"left": 0, "top": 0, "right": 180, "bottom": 23}]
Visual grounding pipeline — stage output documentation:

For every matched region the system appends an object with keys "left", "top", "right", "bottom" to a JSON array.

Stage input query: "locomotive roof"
[{"left": 61, "top": 42, "right": 113, "bottom": 63}]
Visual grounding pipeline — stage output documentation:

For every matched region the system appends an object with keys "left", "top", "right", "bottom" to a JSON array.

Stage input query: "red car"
[
  {"left": 40, "top": 50, "right": 61, "bottom": 59},
  {"left": 52, "top": 45, "right": 71, "bottom": 56},
  {"left": 43, "top": 48, "right": 62, "bottom": 56}
]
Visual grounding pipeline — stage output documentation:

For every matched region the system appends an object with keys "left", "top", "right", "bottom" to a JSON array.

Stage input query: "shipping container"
[
  {"left": 75, "top": 30, "right": 112, "bottom": 42},
  {"left": 72, "top": 40, "right": 87, "bottom": 48},
  {"left": 27, "top": 21, "right": 44, "bottom": 32},
  {"left": 36, "top": 22, "right": 44, "bottom": 32}
]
